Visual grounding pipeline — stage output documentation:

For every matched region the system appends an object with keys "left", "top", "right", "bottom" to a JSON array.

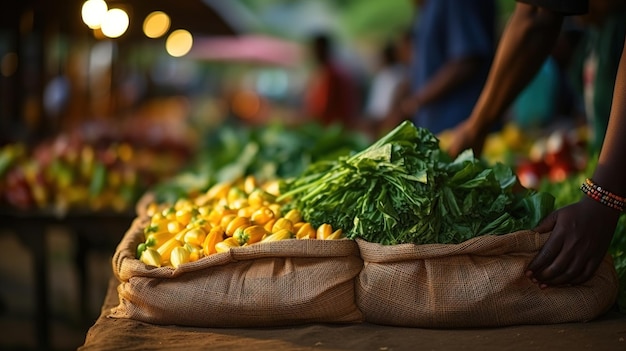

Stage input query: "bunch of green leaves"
[
  {"left": 280, "top": 121, "right": 554, "bottom": 245},
  {"left": 152, "top": 121, "right": 369, "bottom": 203}
]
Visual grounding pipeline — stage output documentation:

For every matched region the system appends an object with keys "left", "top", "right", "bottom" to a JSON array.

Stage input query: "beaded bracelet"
[{"left": 580, "top": 178, "right": 625, "bottom": 212}]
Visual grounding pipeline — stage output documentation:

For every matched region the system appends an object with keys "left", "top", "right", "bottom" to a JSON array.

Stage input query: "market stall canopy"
[{"left": 188, "top": 35, "right": 303, "bottom": 67}]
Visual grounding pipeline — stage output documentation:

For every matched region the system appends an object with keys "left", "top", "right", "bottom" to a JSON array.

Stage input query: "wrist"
[
  {"left": 579, "top": 193, "right": 622, "bottom": 223},
  {"left": 581, "top": 178, "right": 625, "bottom": 212}
]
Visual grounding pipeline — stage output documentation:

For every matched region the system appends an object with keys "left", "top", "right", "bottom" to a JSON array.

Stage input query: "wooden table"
[{"left": 79, "top": 277, "right": 626, "bottom": 351}]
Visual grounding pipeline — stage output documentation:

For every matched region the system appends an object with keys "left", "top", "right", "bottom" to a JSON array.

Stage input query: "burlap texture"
[
  {"left": 356, "top": 230, "right": 619, "bottom": 328},
  {"left": 109, "top": 216, "right": 364, "bottom": 327}
]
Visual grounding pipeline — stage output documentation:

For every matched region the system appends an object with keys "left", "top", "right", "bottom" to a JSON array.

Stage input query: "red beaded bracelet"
[{"left": 580, "top": 178, "right": 625, "bottom": 212}]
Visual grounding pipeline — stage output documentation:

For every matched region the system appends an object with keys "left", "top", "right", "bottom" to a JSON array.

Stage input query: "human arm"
[
  {"left": 401, "top": 56, "right": 485, "bottom": 116},
  {"left": 527, "top": 37, "right": 626, "bottom": 287},
  {"left": 447, "top": 3, "right": 563, "bottom": 156}
]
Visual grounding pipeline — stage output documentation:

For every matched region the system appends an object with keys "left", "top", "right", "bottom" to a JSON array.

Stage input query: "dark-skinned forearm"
[
  {"left": 467, "top": 4, "right": 563, "bottom": 131},
  {"left": 591, "top": 38, "right": 626, "bottom": 198},
  {"left": 412, "top": 56, "right": 485, "bottom": 106}
]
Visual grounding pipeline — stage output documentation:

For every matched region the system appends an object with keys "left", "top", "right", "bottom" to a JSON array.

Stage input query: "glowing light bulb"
[
  {"left": 166, "top": 29, "right": 193, "bottom": 57},
  {"left": 101, "top": 8, "right": 129, "bottom": 38},
  {"left": 143, "top": 11, "right": 170, "bottom": 39},
  {"left": 81, "top": 0, "right": 108, "bottom": 29}
]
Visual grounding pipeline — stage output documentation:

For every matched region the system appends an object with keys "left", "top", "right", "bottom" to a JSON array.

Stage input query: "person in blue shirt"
[{"left": 400, "top": 0, "right": 497, "bottom": 135}]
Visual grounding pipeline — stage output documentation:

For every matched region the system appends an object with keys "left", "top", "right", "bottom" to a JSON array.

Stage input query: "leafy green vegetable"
[
  {"left": 280, "top": 120, "right": 554, "bottom": 245},
  {"left": 151, "top": 121, "right": 369, "bottom": 203}
]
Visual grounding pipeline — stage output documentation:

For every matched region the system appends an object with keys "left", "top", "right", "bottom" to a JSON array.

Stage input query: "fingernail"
[{"left": 540, "top": 283, "right": 548, "bottom": 289}]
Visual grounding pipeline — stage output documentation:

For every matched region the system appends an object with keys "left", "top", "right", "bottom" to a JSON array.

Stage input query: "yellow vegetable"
[
  {"left": 162, "top": 207, "right": 176, "bottom": 220},
  {"left": 167, "top": 220, "right": 184, "bottom": 234},
  {"left": 183, "top": 227, "right": 206, "bottom": 247},
  {"left": 203, "top": 225, "right": 224, "bottom": 256},
  {"left": 248, "top": 188, "right": 276, "bottom": 208},
  {"left": 146, "top": 202, "right": 159, "bottom": 217},
  {"left": 189, "top": 249, "right": 202, "bottom": 262},
  {"left": 262, "top": 179, "right": 280, "bottom": 197},
  {"left": 283, "top": 209, "right": 302, "bottom": 224},
  {"left": 227, "top": 187, "right": 246, "bottom": 204},
  {"left": 197, "top": 181, "right": 231, "bottom": 205},
  {"left": 260, "top": 228, "right": 293, "bottom": 243},
  {"left": 237, "top": 206, "right": 256, "bottom": 218},
  {"left": 157, "top": 237, "right": 183, "bottom": 263},
  {"left": 215, "top": 237, "right": 240, "bottom": 253},
  {"left": 140, "top": 248, "right": 162, "bottom": 267},
  {"left": 145, "top": 230, "right": 176, "bottom": 248},
  {"left": 170, "top": 246, "right": 190, "bottom": 268},
  {"left": 251, "top": 206, "right": 275, "bottom": 225},
  {"left": 225, "top": 216, "right": 251, "bottom": 236},
  {"left": 184, "top": 242, "right": 203, "bottom": 262},
  {"left": 317, "top": 224, "right": 332, "bottom": 240},
  {"left": 263, "top": 218, "right": 277, "bottom": 232},
  {"left": 144, "top": 219, "right": 167, "bottom": 234},
  {"left": 268, "top": 203, "right": 282, "bottom": 218},
  {"left": 197, "top": 205, "right": 210, "bottom": 217},
  {"left": 243, "top": 175, "right": 257, "bottom": 195},
  {"left": 234, "top": 225, "right": 268, "bottom": 245},
  {"left": 325, "top": 229, "right": 343, "bottom": 240},
  {"left": 219, "top": 214, "right": 237, "bottom": 229},
  {"left": 174, "top": 227, "right": 192, "bottom": 241},
  {"left": 229, "top": 198, "right": 248, "bottom": 210},
  {"left": 272, "top": 217, "right": 294, "bottom": 233},
  {"left": 296, "top": 222, "right": 316, "bottom": 239},
  {"left": 175, "top": 208, "right": 193, "bottom": 227},
  {"left": 209, "top": 208, "right": 235, "bottom": 226}
]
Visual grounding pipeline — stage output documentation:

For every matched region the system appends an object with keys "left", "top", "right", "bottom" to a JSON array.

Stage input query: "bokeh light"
[
  {"left": 101, "top": 8, "right": 129, "bottom": 38},
  {"left": 231, "top": 90, "right": 263, "bottom": 121},
  {"left": 143, "top": 11, "right": 171, "bottom": 39},
  {"left": 165, "top": 29, "right": 193, "bottom": 57},
  {"left": 81, "top": 0, "right": 108, "bottom": 29}
]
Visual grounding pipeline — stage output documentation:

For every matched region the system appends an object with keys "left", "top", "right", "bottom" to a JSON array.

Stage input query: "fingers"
[
  {"left": 526, "top": 235, "right": 599, "bottom": 288},
  {"left": 568, "top": 261, "right": 599, "bottom": 286},
  {"left": 533, "top": 250, "right": 583, "bottom": 287},
  {"left": 525, "top": 239, "right": 561, "bottom": 280}
]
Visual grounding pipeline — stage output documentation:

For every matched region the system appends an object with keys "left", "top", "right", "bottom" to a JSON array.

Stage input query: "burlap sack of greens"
[
  {"left": 279, "top": 121, "right": 617, "bottom": 327},
  {"left": 108, "top": 216, "right": 363, "bottom": 327},
  {"left": 356, "top": 231, "right": 618, "bottom": 328}
]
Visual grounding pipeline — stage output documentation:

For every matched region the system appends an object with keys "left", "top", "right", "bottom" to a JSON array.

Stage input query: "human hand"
[
  {"left": 527, "top": 197, "right": 619, "bottom": 288},
  {"left": 446, "top": 119, "right": 486, "bottom": 158}
]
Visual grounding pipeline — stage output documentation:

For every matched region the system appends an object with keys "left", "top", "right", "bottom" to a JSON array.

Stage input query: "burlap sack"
[
  {"left": 356, "top": 230, "right": 619, "bottom": 328},
  {"left": 109, "top": 216, "right": 363, "bottom": 327}
]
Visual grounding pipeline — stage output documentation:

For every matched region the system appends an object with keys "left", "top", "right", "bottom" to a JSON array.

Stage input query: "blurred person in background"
[
  {"left": 399, "top": 0, "right": 497, "bottom": 135},
  {"left": 567, "top": 0, "right": 626, "bottom": 153},
  {"left": 303, "top": 32, "right": 360, "bottom": 128},
  {"left": 447, "top": 0, "right": 626, "bottom": 289},
  {"left": 362, "top": 31, "right": 412, "bottom": 136}
]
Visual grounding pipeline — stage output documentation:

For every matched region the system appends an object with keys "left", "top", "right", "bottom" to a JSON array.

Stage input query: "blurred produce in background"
[{"left": 0, "top": 117, "right": 192, "bottom": 215}]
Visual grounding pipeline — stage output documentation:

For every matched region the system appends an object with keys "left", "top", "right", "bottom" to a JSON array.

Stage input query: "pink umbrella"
[{"left": 188, "top": 35, "right": 303, "bottom": 67}]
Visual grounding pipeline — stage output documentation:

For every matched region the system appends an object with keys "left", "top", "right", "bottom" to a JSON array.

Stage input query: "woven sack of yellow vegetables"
[
  {"left": 279, "top": 121, "right": 618, "bottom": 328},
  {"left": 109, "top": 177, "right": 363, "bottom": 327}
]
